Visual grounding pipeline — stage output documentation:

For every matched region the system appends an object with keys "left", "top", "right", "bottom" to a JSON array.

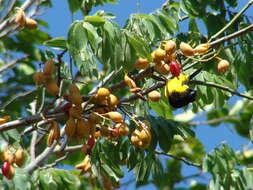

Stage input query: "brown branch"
[
  {"left": 0, "top": 55, "right": 28, "bottom": 72},
  {"left": 0, "top": 112, "right": 66, "bottom": 132},
  {"left": 209, "top": 24, "right": 253, "bottom": 47}
]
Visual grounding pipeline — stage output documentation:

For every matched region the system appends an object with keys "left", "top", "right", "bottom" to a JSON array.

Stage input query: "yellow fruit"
[
  {"left": 14, "top": 149, "right": 24, "bottom": 167},
  {"left": 164, "top": 40, "right": 176, "bottom": 54},
  {"left": 97, "top": 88, "right": 110, "bottom": 99},
  {"left": 152, "top": 49, "right": 166, "bottom": 62},
  {"left": 65, "top": 118, "right": 76, "bottom": 137},
  {"left": 6, "top": 164, "right": 15, "bottom": 180},
  {"left": 165, "top": 52, "right": 177, "bottom": 62},
  {"left": 148, "top": 90, "right": 161, "bottom": 102},
  {"left": 194, "top": 43, "right": 210, "bottom": 54},
  {"left": 217, "top": 59, "right": 230, "bottom": 73},
  {"left": 154, "top": 62, "right": 170, "bottom": 75},
  {"left": 139, "top": 129, "right": 151, "bottom": 144},
  {"left": 180, "top": 42, "right": 194, "bottom": 56},
  {"left": 42, "top": 74, "right": 52, "bottom": 85},
  {"left": 33, "top": 72, "right": 45, "bottom": 86},
  {"left": 124, "top": 73, "right": 136, "bottom": 89},
  {"left": 69, "top": 93, "right": 83, "bottom": 106},
  {"left": 47, "top": 81, "right": 59, "bottom": 96},
  {"left": 51, "top": 121, "right": 60, "bottom": 141},
  {"left": 103, "top": 112, "right": 123, "bottom": 123},
  {"left": 3, "top": 150, "right": 15, "bottom": 164},
  {"left": 129, "top": 87, "right": 142, "bottom": 93},
  {"left": 25, "top": 17, "right": 37, "bottom": 29},
  {"left": 130, "top": 134, "right": 139, "bottom": 146},
  {"left": 14, "top": 8, "right": 26, "bottom": 28},
  {"left": 135, "top": 58, "right": 149, "bottom": 70},
  {"left": 43, "top": 60, "right": 55, "bottom": 75},
  {"left": 69, "top": 105, "right": 83, "bottom": 118},
  {"left": 0, "top": 116, "right": 11, "bottom": 125},
  {"left": 47, "top": 129, "right": 54, "bottom": 147},
  {"left": 117, "top": 123, "right": 129, "bottom": 137},
  {"left": 76, "top": 119, "right": 90, "bottom": 138},
  {"left": 108, "top": 94, "right": 119, "bottom": 110}
]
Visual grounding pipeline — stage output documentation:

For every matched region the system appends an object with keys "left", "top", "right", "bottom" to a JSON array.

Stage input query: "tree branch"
[
  {"left": 0, "top": 55, "right": 28, "bottom": 72},
  {"left": 154, "top": 150, "right": 202, "bottom": 168},
  {"left": 189, "top": 80, "right": 253, "bottom": 100},
  {"left": 0, "top": 112, "right": 66, "bottom": 132},
  {"left": 24, "top": 141, "right": 57, "bottom": 174},
  {"left": 189, "top": 116, "right": 235, "bottom": 125},
  {"left": 209, "top": 24, "right": 253, "bottom": 47}
]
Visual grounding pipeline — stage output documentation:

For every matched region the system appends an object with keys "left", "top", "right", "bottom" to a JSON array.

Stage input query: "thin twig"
[
  {"left": 154, "top": 150, "right": 201, "bottom": 168},
  {"left": 209, "top": 0, "right": 253, "bottom": 42},
  {"left": 42, "top": 152, "right": 69, "bottom": 168},
  {"left": 189, "top": 116, "right": 235, "bottom": 125},
  {"left": 1, "top": 88, "right": 37, "bottom": 110},
  {"left": 189, "top": 80, "right": 253, "bottom": 100},
  {"left": 0, "top": 55, "right": 28, "bottom": 72}
]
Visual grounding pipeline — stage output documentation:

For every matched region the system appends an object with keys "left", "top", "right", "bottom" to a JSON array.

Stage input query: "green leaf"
[
  {"left": 126, "top": 32, "right": 151, "bottom": 60},
  {"left": 44, "top": 37, "right": 67, "bottom": 49},
  {"left": 82, "top": 22, "right": 102, "bottom": 51},
  {"left": 67, "top": 0, "right": 81, "bottom": 13},
  {"left": 85, "top": 15, "right": 106, "bottom": 24},
  {"left": 13, "top": 169, "right": 31, "bottom": 190},
  {"left": 250, "top": 116, "right": 253, "bottom": 143},
  {"left": 67, "top": 21, "right": 97, "bottom": 77}
]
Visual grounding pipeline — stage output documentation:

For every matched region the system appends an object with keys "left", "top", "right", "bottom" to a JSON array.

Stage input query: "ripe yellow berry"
[
  {"left": 194, "top": 43, "right": 210, "bottom": 54},
  {"left": 43, "top": 60, "right": 55, "bottom": 75},
  {"left": 47, "top": 81, "right": 59, "bottom": 96},
  {"left": 14, "top": 8, "right": 26, "bottom": 28},
  {"left": 164, "top": 40, "right": 176, "bottom": 54},
  {"left": 124, "top": 74, "right": 136, "bottom": 89},
  {"left": 65, "top": 118, "right": 76, "bottom": 137},
  {"left": 103, "top": 112, "right": 123, "bottom": 123},
  {"left": 33, "top": 72, "right": 45, "bottom": 86},
  {"left": 180, "top": 42, "right": 194, "bottom": 56},
  {"left": 148, "top": 90, "right": 161, "bottom": 102},
  {"left": 135, "top": 58, "right": 149, "bottom": 70},
  {"left": 25, "top": 18, "right": 37, "bottom": 29},
  {"left": 217, "top": 60, "right": 230, "bottom": 73},
  {"left": 154, "top": 62, "right": 170, "bottom": 75}
]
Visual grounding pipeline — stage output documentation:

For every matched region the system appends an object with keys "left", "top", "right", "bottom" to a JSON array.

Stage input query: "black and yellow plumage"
[{"left": 165, "top": 74, "right": 197, "bottom": 108}]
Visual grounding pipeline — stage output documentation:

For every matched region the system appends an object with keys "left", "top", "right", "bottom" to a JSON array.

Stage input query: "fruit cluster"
[
  {"left": 130, "top": 120, "right": 152, "bottom": 149},
  {"left": 0, "top": 147, "right": 25, "bottom": 180},
  {"left": 14, "top": 8, "right": 37, "bottom": 29},
  {"left": 33, "top": 60, "right": 60, "bottom": 96}
]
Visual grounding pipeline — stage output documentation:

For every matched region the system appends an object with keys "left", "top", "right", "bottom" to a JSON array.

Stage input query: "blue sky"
[{"left": 39, "top": 0, "right": 253, "bottom": 189}]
